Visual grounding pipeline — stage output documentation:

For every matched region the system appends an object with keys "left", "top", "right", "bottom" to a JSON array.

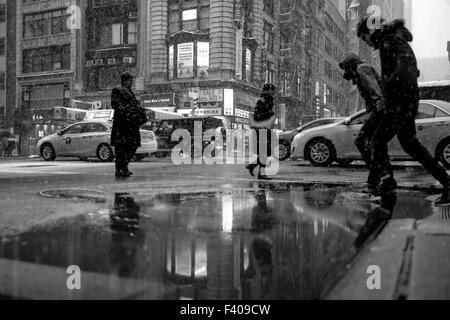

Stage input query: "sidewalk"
[{"left": 325, "top": 209, "right": 450, "bottom": 300}]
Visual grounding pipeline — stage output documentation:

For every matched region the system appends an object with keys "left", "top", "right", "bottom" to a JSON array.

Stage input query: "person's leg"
[
  {"left": 371, "top": 109, "right": 399, "bottom": 195},
  {"left": 246, "top": 129, "right": 259, "bottom": 177},
  {"left": 356, "top": 111, "right": 381, "bottom": 193},
  {"left": 258, "top": 129, "right": 272, "bottom": 180},
  {"left": 115, "top": 144, "right": 127, "bottom": 175},
  {"left": 396, "top": 102, "right": 450, "bottom": 205}
]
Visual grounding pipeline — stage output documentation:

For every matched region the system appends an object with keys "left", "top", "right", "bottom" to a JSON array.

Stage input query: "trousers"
[
  {"left": 115, "top": 144, "right": 138, "bottom": 174},
  {"left": 355, "top": 110, "right": 383, "bottom": 187},
  {"left": 371, "top": 102, "right": 449, "bottom": 186}
]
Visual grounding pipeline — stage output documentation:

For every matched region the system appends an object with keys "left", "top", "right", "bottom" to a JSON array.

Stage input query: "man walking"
[
  {"left": 357, "top": 18, "right": 450, "bottom": 206},
  {"left": 339, "top": 53, "right": 385, "bottom": 197},
  {"left": 111, "top": 72, "right": 146, "bottom": 178}
]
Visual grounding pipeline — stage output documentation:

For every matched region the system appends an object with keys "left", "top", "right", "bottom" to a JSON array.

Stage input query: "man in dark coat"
[
  {"left": 111, "top": 72, "right": 144, "bottom": 177},
  {"left": 340, "top": 53, "right": 385, "bottom": 196},
  {"left": 357, "top": 18, "right": 450, "bottom": 206}
]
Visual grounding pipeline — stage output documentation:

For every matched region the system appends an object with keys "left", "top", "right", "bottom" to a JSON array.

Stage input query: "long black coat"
[{"left": 110, "top": 85, "right": 141, "bottom": 148}]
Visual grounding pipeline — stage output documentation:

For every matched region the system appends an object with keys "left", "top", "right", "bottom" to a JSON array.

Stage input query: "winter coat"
[
  {"left": 110, "top": 85, "right": 142, "bottom": 148},
  {"left": 253, "top": 94, "right": 275, "bottom": 122},
  {"left": 377, "top": 19, "right": 421, "bottom": 105},
  {"left": 342, "top": 54, "right": 385, "bottom": 113}
]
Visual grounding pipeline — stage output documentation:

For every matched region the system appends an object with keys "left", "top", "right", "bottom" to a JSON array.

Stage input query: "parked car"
[
  {"left": 291, "top": 100, "right": 450, "bottom": 168},
  {"left": 153, "top": 116, "right": 227, "bottom": 157},
  {"left": 37, "top": 120, "right": 157, "bottom": 162},
  {"left": 276, "top": 118, "right": 344, "bottom": 161}
]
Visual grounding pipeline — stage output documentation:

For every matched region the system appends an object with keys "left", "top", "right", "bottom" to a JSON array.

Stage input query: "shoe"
[
  {"left": 435, "top": 187, "right": 450, "bottom": 207},
  {"left": 115, "top": 171, "right": 132, "bottom": 178},
  {"left": 246, "top": 164, "right": 258, "bottom": 177},
  {"left": 379, "top": 177, "right": 398, "bottom": 197},
  {"left": 126, "top": 171, "right": 134, "bottom": 176},
  {"left": 258, "top": 173, "right": 272, "bottom": 181}
]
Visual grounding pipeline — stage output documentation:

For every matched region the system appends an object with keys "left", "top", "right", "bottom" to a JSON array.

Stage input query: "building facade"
[
  {"left": 10, "top": 0, "right": 356, "bottom": 149},
  {"left": 0, "top": 0, "right": 6, "bottom": 131}
]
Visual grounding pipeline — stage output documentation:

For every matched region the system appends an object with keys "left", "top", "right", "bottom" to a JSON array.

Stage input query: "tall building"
[{"left": 0, "top": 0, "right": 6, "bottom": 132}]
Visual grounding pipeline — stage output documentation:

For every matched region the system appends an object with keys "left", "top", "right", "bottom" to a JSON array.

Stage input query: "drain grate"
[{"left": 39, "top": 189, "right": 108, "bottom": 203}]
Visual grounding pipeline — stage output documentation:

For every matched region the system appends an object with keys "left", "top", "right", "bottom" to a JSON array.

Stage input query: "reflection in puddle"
[{"left": 0, "top": 186, "right": 436, "bottom": 300}]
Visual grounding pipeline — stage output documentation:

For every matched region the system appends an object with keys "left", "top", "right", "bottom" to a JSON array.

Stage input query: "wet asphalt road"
[{"left": 0, "top": 158, "right": 445, "bottom": 300}]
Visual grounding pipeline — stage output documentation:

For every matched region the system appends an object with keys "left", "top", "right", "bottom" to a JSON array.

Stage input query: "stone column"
[
  {"left": 252, "top": 0, "right": 264, "bottom": 85},
  {"left": 209, "top": 0, "right": 236, "bottom": 81},
  {"left": 149, "top": 0, "right": 168, "bottom": 83}
]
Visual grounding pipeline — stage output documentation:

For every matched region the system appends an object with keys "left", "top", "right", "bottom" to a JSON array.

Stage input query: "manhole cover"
[{"left": 39, "top": 189, "right": 107, "bottom": 203}]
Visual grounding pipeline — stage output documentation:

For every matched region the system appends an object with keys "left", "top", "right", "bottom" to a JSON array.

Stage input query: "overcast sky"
[{"left": 410, "top": 0, "right": 450, "bottom": 59}]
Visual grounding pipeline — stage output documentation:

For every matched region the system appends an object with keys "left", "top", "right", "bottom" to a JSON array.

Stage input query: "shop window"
[{"left": 168, "top": 41, "right": 209, "bottom": 80}]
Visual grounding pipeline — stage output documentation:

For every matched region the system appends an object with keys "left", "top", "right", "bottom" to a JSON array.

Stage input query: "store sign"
[
  {"left": 142, "top": 93, "right": 175, "bottom": 107},
  {"left": 197, "top": 42, "right": 209, "bottom": 79},
  {"left": 194, "top": 108, "right": 222, "bottom": 116},
  {"left": 245, "top": 48, "right": 252, "bottom": 78},
  {"left": 224, "top": 89, "right": 234, "bottom": 116},
  {"left": 169, "top": 45, "right": 174, "bottom": 80},
  {"left": 199, "top": 89, "right": 223, "bottom": 103},
  {"left": 236, "top": 29, "right": 243, "bottom": 79},
  {"left": 235, "top": 108, "right": 250, "bottom": 119},
  {"left": 178, "top": 43, "right": 194, "bottom": 79},
  {"left": 235, "top": 91, "right": 258, "bottom": 108}
]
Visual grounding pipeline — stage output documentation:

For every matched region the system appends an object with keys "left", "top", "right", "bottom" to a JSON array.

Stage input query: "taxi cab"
[{"left": 36, "top": 120, "right": 157, "bottom": 162}]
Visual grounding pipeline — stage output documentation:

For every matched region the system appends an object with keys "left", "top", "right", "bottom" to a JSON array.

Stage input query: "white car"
[
  {"left": 37, "top": 120, "right": 157, "bottom": 162},
  {"left": 291, "top": 100, "right": 450, "bottom": 168}
]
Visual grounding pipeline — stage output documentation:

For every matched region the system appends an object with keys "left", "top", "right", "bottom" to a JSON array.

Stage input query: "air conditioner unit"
[
  {"left": 94, "top": 59, "right": 104, "bottom": 66},
  {"left": 107, "top": 58, "right": 116, "bottom": 65},
  {"left": 85, "top": 60, "right": 94, "bottom": 67},
  {"left": 129, "top": 12, "right": 137, "bottom": 19},
  {"left": 123, "top": 57, "right": 135, "bottom": 64}
]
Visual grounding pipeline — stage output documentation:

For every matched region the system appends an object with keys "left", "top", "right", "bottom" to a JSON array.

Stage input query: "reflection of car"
[
  {"left": 37, "top": 120, "right": 157, "bottom": 162},
  {"left": 154, "top": 117, "right": 227, "bottom": 157},
  {"left": 276, "top": 118, "right": 344, "bottom": 161},
  {"left": 292, "top": 100, "right": 450, "bottom": 168}
]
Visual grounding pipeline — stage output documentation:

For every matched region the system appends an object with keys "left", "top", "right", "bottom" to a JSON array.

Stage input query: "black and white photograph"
[{"left": 0, "top": 0, "right": 450, "bottom": 305}]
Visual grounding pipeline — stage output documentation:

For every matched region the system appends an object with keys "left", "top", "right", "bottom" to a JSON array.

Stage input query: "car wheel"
[
  {"left": 276, "top": 141, "right": 291, "bottom": 161},
  {"left": 41, "top": 144, "right": 56, "bottom": 161},
  {"left": 97, "top": 144, "right": 114, "bottom": 162},
  {"left": 307, "top": 139, "right": 336, "bottom": 167},
  {"left": 336, "top": 159, "right": 353, "bottom": 167},
  {"left": 436, "top": 138, "right": 450, "bottom": 169}
]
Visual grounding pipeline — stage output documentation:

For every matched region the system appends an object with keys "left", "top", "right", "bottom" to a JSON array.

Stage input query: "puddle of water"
[{"left": 0, "top": 186, "right": 436, "bottom": 300}]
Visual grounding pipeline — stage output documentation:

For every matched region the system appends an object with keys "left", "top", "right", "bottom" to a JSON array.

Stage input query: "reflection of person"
[
  {"left": 109, "top": 193, "right": 143, "bottom": 278},
  {"left": 357, "top": 18, "right": 450, "bottom": 206},
  {"left": 247, "top": 84, "right": 278, "bottom": 181},
  {"left": 353, "top": 193, "right": 397, "bottom": 249},
  {"left": 111, "top": 72, "right": 147, "bottom": 178},
  {"left": 339, "top": 54, "right": 385, "bottom": 197},
  {"left": 247, "top": 190, "right": 276, "bottom": 298}
]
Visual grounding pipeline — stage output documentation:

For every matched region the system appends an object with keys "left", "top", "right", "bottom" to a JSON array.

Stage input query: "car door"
[
  {"left": 416, "top": 103, "right": 448, "bottom": 155},
  {"left": 55, "top": 124, "right": 84, "bottom": 156},
  {"left": 64, "top": 123, "right": 88, "bottom": 157},
  {"left": 82, "top": 122, "right": 111, "bottom": 157},
  {"left": 337, "top": 111, "right": 368, "bottom": 158}
]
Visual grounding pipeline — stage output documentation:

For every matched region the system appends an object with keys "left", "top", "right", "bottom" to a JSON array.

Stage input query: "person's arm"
[
  {"left": 357, "top": 65, "right": 385, "bottom": 112},
  {"left": 111, "top": 87, "right": 126, "bottom": 112}
]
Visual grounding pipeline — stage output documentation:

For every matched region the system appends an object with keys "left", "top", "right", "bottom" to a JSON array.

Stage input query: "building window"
[
  {"left": 128, "top": 22, "right": 137, "bottom": 44},
  {"left": 263, "top": 0, "right": 274, "bottom": 16},
  {"left": 168, "top": 41, "right": 210, "bottom": 80},
  {"left": 23, "top": 45, "right": 71, "bottom": 74},
  {"left": 0, "top": 37, "right": 5, "bottom": 55},
  {"left": 23, "top": 9, "right": 70, "bottom": 39},
  {"left": 0, "top": 71, "right": 5, "bottom": 90},
  {"left": 112, "top": 23, "right": 124, "bottom": 46},
  {"left": 264, "top": 23, "right": 274, "bottom": 54},
  {"left": 244, "top": 47, "right": 253, "bottom": 82},
  {"left": 0, "top": 4, "right": 6, "bottom": 23},
  {"left": 182, "top": 9, "right": 197, "bottom": 21}
]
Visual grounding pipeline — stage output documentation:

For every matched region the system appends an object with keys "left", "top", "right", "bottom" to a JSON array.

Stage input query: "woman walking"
[{"left": 246, "top": 84, "right": 278, "bottom": 180}]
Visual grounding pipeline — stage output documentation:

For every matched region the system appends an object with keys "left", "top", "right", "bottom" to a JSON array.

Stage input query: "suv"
[{"left": 154, "top": 116, "right": 227, "bottom": 157}]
